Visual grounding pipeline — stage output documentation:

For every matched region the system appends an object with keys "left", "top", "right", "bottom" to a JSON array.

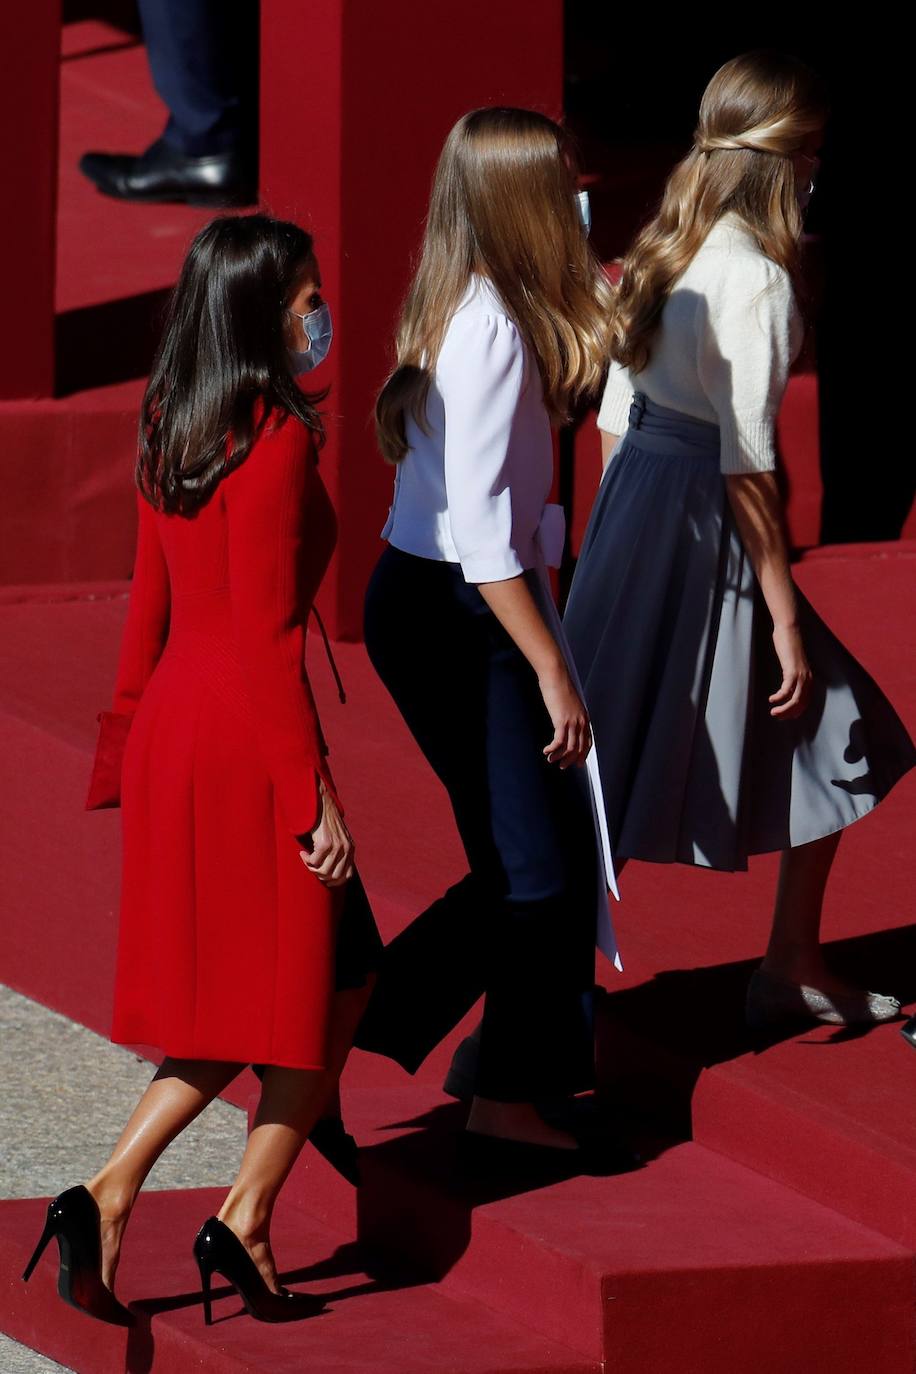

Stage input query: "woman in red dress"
[{"left": 23, "top": 215, "right": 379, "bottom": 1327}]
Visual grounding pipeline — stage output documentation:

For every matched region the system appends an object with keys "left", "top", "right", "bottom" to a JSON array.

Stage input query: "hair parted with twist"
[
  {"left": 375, "top": 106, "right": 613, "bottom": 463},
  {"left": 612, "top": 51, "right": 827, "bottom": 373}
]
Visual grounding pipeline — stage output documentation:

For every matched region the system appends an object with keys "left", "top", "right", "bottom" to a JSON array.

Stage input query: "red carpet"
[
  {"left": 1, "top": 543, "right": 915, "bottom": 1371},
  {"left": 0, "top": 1188, "right": 597, "bottom": 1374}
]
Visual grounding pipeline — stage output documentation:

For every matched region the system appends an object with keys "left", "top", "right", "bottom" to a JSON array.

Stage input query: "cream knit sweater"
[{"left": 597, "top": 212, "right": 804, "bottom": 474}]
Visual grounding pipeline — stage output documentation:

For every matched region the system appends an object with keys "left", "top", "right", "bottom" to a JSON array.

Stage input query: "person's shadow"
[
  {"left": 595, "top": 921, "right": 916, "bottom": 1129},
  {"left": 121, "top": 1239, "right": 423, "bottom": 1371}
]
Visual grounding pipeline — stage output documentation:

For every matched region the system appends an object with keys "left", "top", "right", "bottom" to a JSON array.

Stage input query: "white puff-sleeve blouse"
[
  {"left": 597, "top": 213, "right": 804, "bottom": 475},
  {"left": 381, "top": 277, "right": 555, "bottom": 584}
]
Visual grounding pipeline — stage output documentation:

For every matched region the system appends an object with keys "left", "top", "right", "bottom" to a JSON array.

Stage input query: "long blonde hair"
[
  {"left": 376, "top": 107, "right": 613, "bottom": 462},
  {"left": 613, "top": 51, "right": 827, "bottom": 373}
]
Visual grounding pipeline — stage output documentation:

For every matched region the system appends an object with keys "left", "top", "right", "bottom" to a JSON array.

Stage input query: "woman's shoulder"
[
  {"left": 439, "top": 278, "right": 523, "bottom": 369},
  {"left": 695, "top": 216, "right": 792, "bottom": 283},
  {"left": 257, "top": 406, "right": 318, "bottom": 455},
  {"left": 683, "top": 218, "right": 794, "bottom": 318},
  {"left": 227, "top": 406, "right": 318, "bottom": 495}
]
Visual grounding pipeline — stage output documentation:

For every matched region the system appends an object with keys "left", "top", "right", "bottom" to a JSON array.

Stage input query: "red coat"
[{"left": 109, "top": 414, "right": 342, "bottom": 1069}]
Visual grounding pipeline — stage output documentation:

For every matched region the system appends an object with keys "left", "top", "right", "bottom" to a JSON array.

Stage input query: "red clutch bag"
[{"left": 85, "top": 710, "right": 133, "bottom": 810}]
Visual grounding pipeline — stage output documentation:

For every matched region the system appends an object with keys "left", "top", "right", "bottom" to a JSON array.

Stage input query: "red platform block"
[
  {"left": 260, "top": 0, "right": 565, "bottom": 639},
  {"left": 312, "top": 1089, "right": 914, "bottom": 1372},
  {"left": 1, "top": 1188, "right": 595, "bottom": 1374},
  {"left": 2, "top": 547, "right": 915, "bottom": 1371}
]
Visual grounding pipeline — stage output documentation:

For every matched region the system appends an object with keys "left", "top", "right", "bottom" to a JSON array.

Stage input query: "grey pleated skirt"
[{"left": 563, "top": 394, "right": 916, "bottom": 870}]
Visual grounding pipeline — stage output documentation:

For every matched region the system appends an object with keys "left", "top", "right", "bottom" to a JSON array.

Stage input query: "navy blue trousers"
[
  {"left": 355, "top": 547, "right": 597, "bottom": 1102},
  {"left": 138, "top": 0, "right": 258, "bottom": 156}
]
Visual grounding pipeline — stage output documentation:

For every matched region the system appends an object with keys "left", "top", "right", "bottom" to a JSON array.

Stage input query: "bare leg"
[
  {"left": 86, "top": 1058, "right": 244, "bottom": 1289},
  {"left": 217, "top": 1067, "right": 324, "bottom": 1292},
  {"left": 761, "top": 831, "right": 855, "bottom": 993},
  {"left": 217, "top": 984, "right": 372, "bottom": 1292}
]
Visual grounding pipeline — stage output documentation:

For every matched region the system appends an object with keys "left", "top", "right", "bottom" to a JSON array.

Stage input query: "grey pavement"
[
  {"left": 0, "top": 982, "right": 247, "bottom": 1373},
  {"left": 0, "top": 1334, "right": 73, "bottom": 1374},
  {"left": 0, "top": 984, "right": 245, "bottom": 1199}
]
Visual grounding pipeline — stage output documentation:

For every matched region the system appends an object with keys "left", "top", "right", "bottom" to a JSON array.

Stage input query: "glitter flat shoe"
[{"left": 746, "top": 969, "right": 901, "bottom": 1030}]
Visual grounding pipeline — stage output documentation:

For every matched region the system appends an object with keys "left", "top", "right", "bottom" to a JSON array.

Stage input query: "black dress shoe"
[
  {"left": 901, "top": 1015, "right": 916, "bottom": 1049},
  {"left": 79, "top": 138, "right": 256, "bottom": 207}
]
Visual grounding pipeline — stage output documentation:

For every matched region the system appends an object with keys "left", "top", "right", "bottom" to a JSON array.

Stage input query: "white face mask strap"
[{"left": 576, "top": 189, "right": 592, "bottom": 236}]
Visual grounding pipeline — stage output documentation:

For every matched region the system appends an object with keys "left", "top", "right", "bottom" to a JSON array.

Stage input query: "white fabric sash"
[{"left": 533, "top": 503, "right": 622, "bottom": 971}]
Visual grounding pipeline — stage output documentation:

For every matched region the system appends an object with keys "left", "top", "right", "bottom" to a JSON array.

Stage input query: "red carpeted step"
[
  {"left": 274, "top": 1083, "right": 914, "bottom": 1372},
  {"left": 0, "top": 1188, "right": 595, "bottom": 1374},
  {"left": 693, "top": 1028, "right": 916, "bottom": 1249},
  {"left": 0, "top": 382, "right": 143, "bottom": 584},
  {"left": 594, "top": 929, "right": 916, "bottom": 1247},
  {"left": 1, "top": 551, "right": 915, "bottom": 1371},
  {"left": 0, "top": 21, "right": 216, "bottom": 587}
]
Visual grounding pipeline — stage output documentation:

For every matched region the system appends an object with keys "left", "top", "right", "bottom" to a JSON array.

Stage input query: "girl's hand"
[
  {"left": 539, "top": 667, "right": 592, "bottom": 768},
  {"left": 769, "top": 624, "right": 813, "bottom": 720},
  {"left": 299, "top": 782, "right": 354, "bottom": 887}
]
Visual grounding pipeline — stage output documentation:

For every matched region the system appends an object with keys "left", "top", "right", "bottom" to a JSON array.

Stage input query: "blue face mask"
[
  {"left": 576, "top": 189, "right": 592, "bottom": 236},
  {"left": 288, "top": 300, "right": 333, "bottom": 374}
]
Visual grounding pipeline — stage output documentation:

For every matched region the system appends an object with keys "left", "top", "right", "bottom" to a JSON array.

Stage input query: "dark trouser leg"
[
  {"left": 476, "top": 891, "right": 595, "bottom": 1103},
  {"left": 358, "top": 547, "right": 598, "bottom": 1100},
  {"left": 354, "top": 875, "right": 490, "bottom": 1071},
  {"left": 138, "top": 0, "right": 259, "bottom": 157}
]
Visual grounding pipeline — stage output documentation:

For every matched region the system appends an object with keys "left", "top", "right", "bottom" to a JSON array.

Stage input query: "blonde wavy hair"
[
  {"left": 376, "top": 107, "right": 613, "bottom": 462},
  {"left": 613, "top": 51, "right": 827, "bottom": 373}
]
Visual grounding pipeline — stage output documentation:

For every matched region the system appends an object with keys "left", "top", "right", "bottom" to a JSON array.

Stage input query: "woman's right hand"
[
  {"left": 769, "top": 623, "right": 813, "bottom": 720},
  {"left": 299, "top": 782, "right": 355, "bottom": 887},
  {"left": 539, "top": 667, "right": 592, "bottom": 768}
]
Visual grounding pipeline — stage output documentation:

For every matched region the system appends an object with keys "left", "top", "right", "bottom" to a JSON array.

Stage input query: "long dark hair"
[{"left": 137, "top": 214, "right": 326, "bottom": 515}]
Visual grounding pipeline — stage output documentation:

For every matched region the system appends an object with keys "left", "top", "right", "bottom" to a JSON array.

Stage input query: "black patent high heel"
[
  {"left": 193, "top": 1217, "right": 323, "bottom": 1325},
  {"left": 22, "top": 1185, "right": 133, "bottom": 1327}
]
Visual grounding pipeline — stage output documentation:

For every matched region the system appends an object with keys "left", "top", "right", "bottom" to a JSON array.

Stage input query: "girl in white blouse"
[
  {"left": 355, "top": 108, "right": 631, "bottom": 1170},
  {"left": 564, "top": 51, "right": 915, "bottom": 1030}
]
